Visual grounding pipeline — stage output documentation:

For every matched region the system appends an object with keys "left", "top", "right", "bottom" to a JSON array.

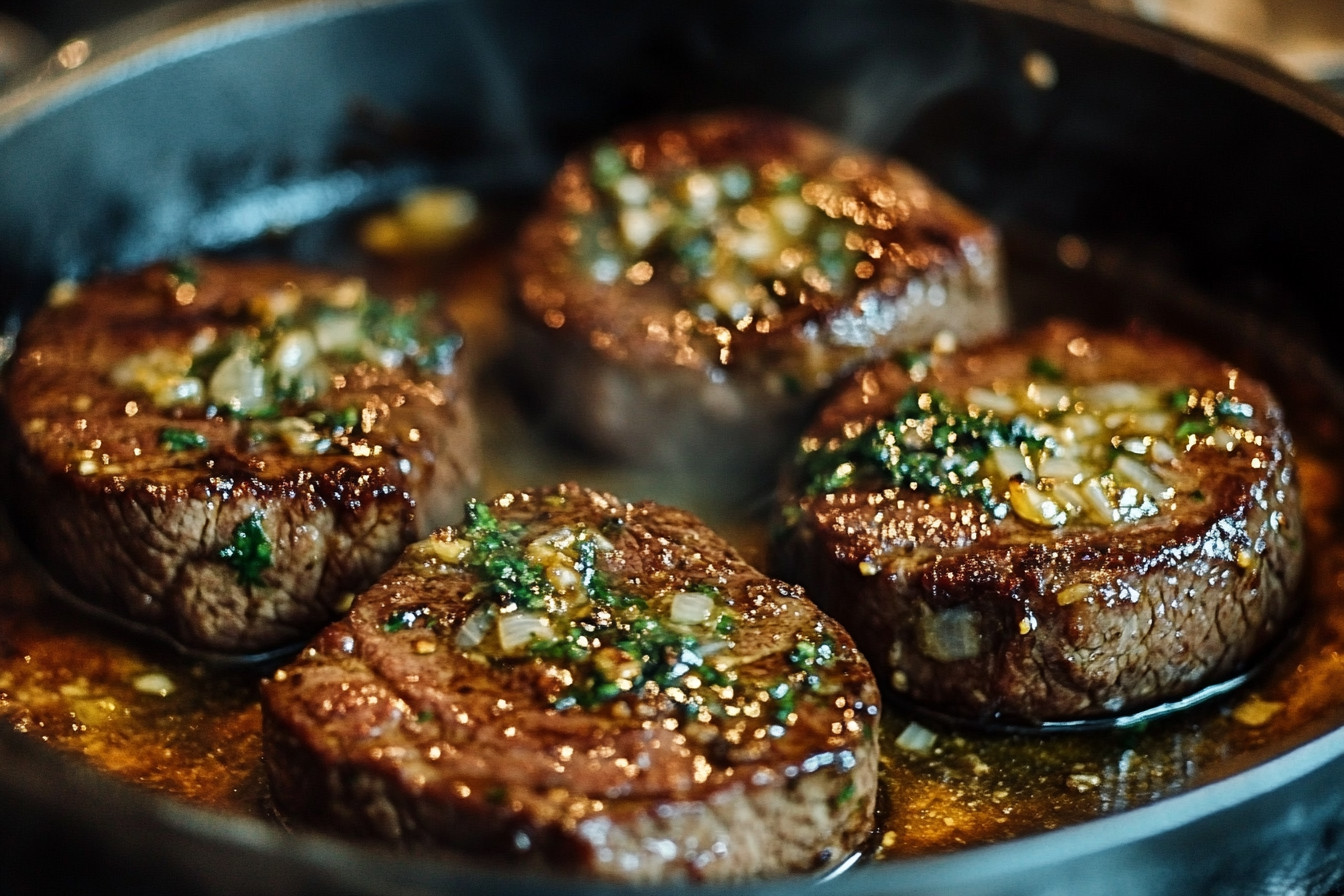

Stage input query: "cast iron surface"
[{"left": 3, "top": 1, "right": 1344, "bottom": 893}]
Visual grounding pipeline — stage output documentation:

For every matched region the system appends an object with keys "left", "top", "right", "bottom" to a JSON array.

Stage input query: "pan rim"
[
  {"left": 0, "top": 0, "right": 425, "bottom": 127},
  {"left": 3, "top": 0, "right": 1344, "bottom": 133}
]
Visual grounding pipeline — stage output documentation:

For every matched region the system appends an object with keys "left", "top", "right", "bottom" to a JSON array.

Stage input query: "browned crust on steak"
[
  {"left": 0, "top": 259, "right": 480, "bottom": 655},
  {"left": 512, "top": 110, "right": 1006, "bottom": 480},
  {"left": 770, "top": 319, "right": 1305, "bottom": 724},
  {"left": 261, "top": 483, "right": 880, "bottom": 882}
]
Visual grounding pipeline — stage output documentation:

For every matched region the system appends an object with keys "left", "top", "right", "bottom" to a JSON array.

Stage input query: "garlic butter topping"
[
  {"left": 397, "top": 498, "right": 844, "bottom": 734},
  {"left": 106, "top": 265, "right": 461, "bottom": 456},
  {"left": 797, "top": 363, "right": 1259, "bottom": 528},
  {"left": 578, "top": 140, "right": 864, "bottom": 325}
]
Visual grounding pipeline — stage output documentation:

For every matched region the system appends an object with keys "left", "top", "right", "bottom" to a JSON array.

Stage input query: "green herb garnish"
[
  {"left": 382, "top": 606, "right": 436, "bottom": 633},
  {"left": 450, "top": 501, "right": 807, "bottom": 726},
  {"left": 158, "top": 427, "right": 208, "bottom": 453},
  {"left": 896, "top": 350, "right": 932, "bottom": 376},
  {"left": 1028, "top": 356, "right": 1064, "bottom": 382},
  {"left": 128, "top": 283, "right": 460, "bottom": 432},
  {"left": 1169, "top": 387, "right": 1255, "bottom": 441},
  {"left": 218, "top": 512, "right": 273, "bottom": 586},
  {"left": 583, "top": 147, "right": 864, "bottom": 324},
  {"left": 795, "top": 388, "right": 1045, "bottom": 511},
  {"left": 440, "top": 494, "right": 850, "bottom": 734},
  {"left": 314, "top": 406, "right": 360, "bottom": 434},
  {"left": 589, "top": 142, "right": 628, "bottom": 189},
  {"left": 459, "top": 501, "right": 551, "bottom": 612},
  {"left": 834, "top": 781, "right": 857, "bottom": 807}
]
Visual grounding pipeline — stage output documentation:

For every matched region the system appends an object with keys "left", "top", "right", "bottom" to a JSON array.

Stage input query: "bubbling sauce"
[{"left": 2, "top": 216, "right": 1343, "bottom": 865}]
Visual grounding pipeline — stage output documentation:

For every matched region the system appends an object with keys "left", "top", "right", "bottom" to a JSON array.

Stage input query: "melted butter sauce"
[
  {"left": 0, "top": 540, "right": 269, "bottom": 812},
  {"left": 1, "top": 219, "right": 1343, "bottom": 864}
]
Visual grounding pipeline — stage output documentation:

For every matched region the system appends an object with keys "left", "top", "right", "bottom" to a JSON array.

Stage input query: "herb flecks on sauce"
[
  {"left": 797, "top": 364, "right": 1260, "bottom": 529},
  {"left": 405, "top": 498, "right": 836, "bottom": 732},
  {"left": 109, "top": 270, "right": 461, "bottom": 457},
  {"left": 580, "top": 140, "right": 865, "bottom": 325}
]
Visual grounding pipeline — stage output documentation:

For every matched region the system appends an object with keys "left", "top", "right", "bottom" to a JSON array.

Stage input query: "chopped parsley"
[
  {"left": 1169, "top": 387, "right": 1255, "bottom": 440},
  {"left": 314, "top": 406, "right": 361, "bottom": 434},
  {"left": 458, "top": 501, "right": 552, "bottom": 612},
  {"left": 383, "top": 605, "right": 437, "bottom": 633},
  {"left": 244, "top": 405, "right": 363, "bottom": 454},
  {"left": 795, "top": 388, "right": 1046, "bottom": 511},
  {"left": 1174, "top": 419, "right": 1214, "bottom": 440},
  {"left": 834, "top": 781, "right": 857, "bottom": 808},
  {"left": 359, "top": 292, "right": 463, "bottom": 375},
  {"left": 794, "top": 377, "right": 1263, "bottom": 530},
  {"left": 788, "top": 635, "right": 836, "bottom": 673},
  {"left": 218, "top": 512, "right": 273, "bottom": 586},
  {"left": 158, "top": 427, "right": 208, "bottom": 452},
  {"left": 453, "top": 501, "right": 711, "bottom": 704},
  {"left": 896, "top": 350, "right": 932, "bottom": 376},
  {"left": 442, "top": 500, "right": 821, "bottom": 730},
  {"left": 548, "top": 615, "right": 734, "bottom": 714},
  {"left": 1027, "top": 356, "right": 1064, "bottom": 382}
]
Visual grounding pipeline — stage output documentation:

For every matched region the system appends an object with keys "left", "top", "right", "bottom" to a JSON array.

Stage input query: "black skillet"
[{"left": 3, "top": 0, "right": 1344, "bottom": 893}]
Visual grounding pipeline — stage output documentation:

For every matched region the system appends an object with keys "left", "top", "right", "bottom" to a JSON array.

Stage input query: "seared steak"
[
  {"left": 771, "top": 319, "right": 1304, "bottom": 725},
  {"left": 0, "top": 259, "right": 479, "bottom": 656},
  {"left": 513, "top": 110, "right": 1006, "bottom": 492},
  {"left": 261, "top": 483, "right": 880, "bottom": 882}
]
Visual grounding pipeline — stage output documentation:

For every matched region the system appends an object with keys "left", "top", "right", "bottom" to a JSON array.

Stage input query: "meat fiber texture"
[
  {"left": 0, "top": 259, "right": 479, "bottom": 656},
  {"left": 261, "top": 483, "right": 880, "bottom": 882},
  {"left": 513, "top": 110, "right": 1006, "bottom": 496},
  {"left": 771, "top": 319, "right": 1304, "bottom": 725}
]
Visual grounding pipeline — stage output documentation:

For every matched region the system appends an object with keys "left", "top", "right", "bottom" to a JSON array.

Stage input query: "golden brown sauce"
[
  {"left": 0, "top": 538, "right": 268, "bottom": 813},
  {"left": 2, "top": 215, "right": 1343, "bottom": 864}
]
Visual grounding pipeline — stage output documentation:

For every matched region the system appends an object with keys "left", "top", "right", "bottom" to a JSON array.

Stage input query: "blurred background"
[
  {"left": 1, "top": 0, "right": 163, "bottom": 38},
  {"left": 1093, "top": 0, "right": 1344, "bottom": 87},
  {"left": 3, "top": 0, "right": 1344, "bottom": 91}
]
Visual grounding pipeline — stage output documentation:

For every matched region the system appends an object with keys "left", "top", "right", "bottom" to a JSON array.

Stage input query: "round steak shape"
[
  {"left": 513, "top": 110, "right": 1006, "bottom": 491},
  {"left": 771, "top": 319, "right": 1305, "bottom": 725},
  {"left": 0, "top": 259, "right": 480, "bottom": 656},
  {"left": 261, "top": 483, "right": 880, "bottom": 882}
]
